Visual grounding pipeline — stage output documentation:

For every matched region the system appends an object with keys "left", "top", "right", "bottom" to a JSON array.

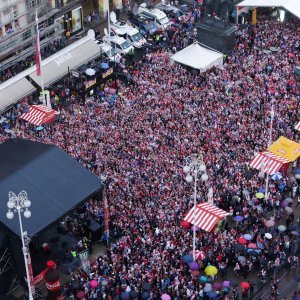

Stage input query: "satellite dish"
[
  {"left": 87, "top": 29, "right": 95, "bottom": 39},
  {"left": 110, "top": 11, "right": 117, "bottom": 23},
  {"left": 104, "top": 28, "right": 108, "bottom": 36}
]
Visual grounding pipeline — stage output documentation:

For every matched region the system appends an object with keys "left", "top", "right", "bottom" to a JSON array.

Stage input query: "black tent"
[{"left": 0, "top": 139, "right": 102, "bottom": 291}]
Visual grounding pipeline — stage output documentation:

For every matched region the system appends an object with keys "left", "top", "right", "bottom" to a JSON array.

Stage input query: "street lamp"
[
  {"left": 264, "top": 101, "right": 275, "bottom": 200},
  {"left": 183, "top": 154, "right": 208, "bottom": 261},
  {"left": 6, "top": 191, "right": 33, "bottom": 300}
]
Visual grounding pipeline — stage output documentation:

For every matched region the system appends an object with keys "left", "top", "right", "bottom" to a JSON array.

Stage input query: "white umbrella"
[
  {"left": 264, "top": 233, "right": 272, "bottom": 239},
  {"left": 285, "top": 206, "right": 293, "bottom": 214},
  {"left": 85, "top": 68, "right": 96, "bottom": 76},
  {"left": 204, "top": 283, "right": 212, "bottom": 292},
  {"left": 265, "top": 219, "right": 275, "bottom": 227},
  {"left": 243, "top": 189, "right": 250, "bottom": 196},
  {"left": 278, "top": 225, "right": 286, "bottom": 232},
  {"left": 284, "top": 198, "right": 293, "bottom": 203}
]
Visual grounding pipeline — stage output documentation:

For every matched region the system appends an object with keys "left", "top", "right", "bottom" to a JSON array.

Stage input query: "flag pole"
[{"left": 35, "top": 11, "right": 47, "bottom": 107}]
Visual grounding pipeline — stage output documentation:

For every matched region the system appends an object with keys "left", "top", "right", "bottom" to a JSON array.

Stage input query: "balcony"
[
  {"left": 0, "top": 9, "right": 29, "bottom": 26},
  {"left": 0, "top": 0, "right": 24, "bottom": 11}
]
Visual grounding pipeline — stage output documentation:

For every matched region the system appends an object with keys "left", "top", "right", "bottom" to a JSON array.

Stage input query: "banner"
[
  {"left": 27, "top": 253, "right": 36, "bottom": 296},
  {"left": 78, "top": 249, "right": 90, "bottom": 274},
  {"left": 33, "top": 268, "right": 47, "bottom": 285},
  {"left": 104, "top": 196, "right": 109, "bottom": 239}
]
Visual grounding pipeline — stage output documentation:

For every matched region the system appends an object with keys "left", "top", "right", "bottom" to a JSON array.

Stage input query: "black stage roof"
[{"left": 0, "top": 139, "right": 102, "bottom": 238}]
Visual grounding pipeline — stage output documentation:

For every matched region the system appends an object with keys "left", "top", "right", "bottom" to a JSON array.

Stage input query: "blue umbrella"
[
  {"left": 247, "top": 249, "right": 261, "bottom": 255},
  {"left": 100, "top": 62, "right": 109, "bottom": 69},
  {"left": 141, "top": 291, "right": 150, "bottom": 300},
  {"left": 234, "top": 216, "right": 243, "bottom": 221},
  {"left": 270, "top": 172, "right": 283, "bottom": 181},
  {"left": 120, "top": 291, "right": 130, "bottom": 300},
  {"left": 199, "top": 275, "right": 208, "bottom": 283},
  {"left": 35, "top": 126, "right": 44, "bottom": 131},
  {"left": 182, "top": 255, "right": 193, "bottom": 264},
  {"left": 208, "top": 291, "right": 217, "bottom": 299},
  {"left": 257, "top": 242, "right": 264, "bottom": 249},
  {"left": 243, "top": 234, "right": 252, "bottom": 241},
  {"left": 258, "top": 187, "right": 265, "bottom": 193},
  {"left": 248, "top": 200, "right": 254, "bottom": 206}
]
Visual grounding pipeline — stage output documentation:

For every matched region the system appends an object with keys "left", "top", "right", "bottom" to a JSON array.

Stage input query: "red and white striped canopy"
[
  {"left": 21, "top": 105, "right": 55, "bottom": 126},
  {"left": 250, "top": 151, "right": 290, "bottom": 175},
  {"left": 295, "top": 122, "right": 300, "bottom": 131},
  {"left": 184, "top": 203, "right": 230, "bottom": 232}
]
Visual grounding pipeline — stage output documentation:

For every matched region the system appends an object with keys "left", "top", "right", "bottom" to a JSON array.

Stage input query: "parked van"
[{"left": 137, "top": 3, "right": 169, "bottom": 29}]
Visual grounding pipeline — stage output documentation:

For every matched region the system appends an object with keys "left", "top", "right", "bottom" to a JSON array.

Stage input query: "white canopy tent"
[
  {"left": 237, "top": 0, "right": 300, "bottom": 19},
  {"left": 0, "top": 30, "right": 100, "bottom": 112},
  {"left": 171, "top": 43, "right": 223, "bottom": 71}
]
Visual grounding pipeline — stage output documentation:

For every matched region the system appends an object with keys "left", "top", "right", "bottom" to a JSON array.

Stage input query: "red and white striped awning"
[
  {"left": 184, "top": 203, "right": 230, "bottom": 232},
  {"left": 295, "top": 122, "right": 300, "bottom": 131},
  {"left": 250, "top": 151, "right": 290, "bottom": 175},
  {"left": 21, "top": 105, "right": 55, "bottom": 126}
]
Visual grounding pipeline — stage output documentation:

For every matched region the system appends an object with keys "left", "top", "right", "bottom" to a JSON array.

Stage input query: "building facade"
[{"left": 0, "top": 0, "right": 84, "bottom": 74}]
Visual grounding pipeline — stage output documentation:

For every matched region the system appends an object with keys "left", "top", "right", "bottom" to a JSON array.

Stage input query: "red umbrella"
[
  {"left": 248, "top": 243, "right": 258, "bottom": 249},
  {"left": 76, "top": 291, "right": 86, "bottom": 299},
  {"left": 181, "top": 220, "right": 191, "bottom": 229},
  {"left": 240, "top": 282, "right": 250, "bottom": 289},
  {"left": 191, "top": 270, "right": 200, "bottom": 276},
  {"left": 237, "top": 237, "right": 248, "bottom": 245},
  {"left": 90, "top": 280, "right": 98, "bottom": 289}
]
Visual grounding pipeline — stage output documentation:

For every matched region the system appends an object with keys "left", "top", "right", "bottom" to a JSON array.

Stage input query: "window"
[
  {"left": 3, "top": 9, "right": 10, "bottom": 16},
  {"left": 13, "top": 5, "right": 18, "bottom": 18}
]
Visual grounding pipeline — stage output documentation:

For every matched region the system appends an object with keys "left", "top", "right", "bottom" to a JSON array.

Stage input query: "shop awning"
[
  {"left": 269, "top": 136, "right": 300, "bottom": 162},
  {"left": 0, "top": 31, "right": 100, "bottom": 113},
  {"left": 20, "top": 105, "right": 56, "bottom": 126},
  {"left": 184, "top": 203, "right": 230, "bottom": 232},
  {"left": 250, "top": 151, "right": 290, "bottom": 174},
  {"left": 236, "top": 0, "right": 300, "bottom": 19},
  {"left": 295, "top": 122, "right": 300, "bottom": 131}
]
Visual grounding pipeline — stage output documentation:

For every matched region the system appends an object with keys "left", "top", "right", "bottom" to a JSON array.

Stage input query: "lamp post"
[
  {"left": 264, "top": 101, "right": 275, "bottom": 201},
  {"left": 6, "top": 191, "right": 33, "bottom": 300},
  {"left": 183, "top": 154, "right": 208, "bottom": 261}
]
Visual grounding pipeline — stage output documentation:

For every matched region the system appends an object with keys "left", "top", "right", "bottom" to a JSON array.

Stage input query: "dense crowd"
[{"left": 1, "top": 11, "right": 300, "bottom": 300}]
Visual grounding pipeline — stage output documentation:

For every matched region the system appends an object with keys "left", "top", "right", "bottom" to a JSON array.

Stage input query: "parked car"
[
  {"left": 155, "top": 2, "right": 185, "bottom": 19},
  {"left": 128, "top": 14, "right": 158, "bottom": 36}
]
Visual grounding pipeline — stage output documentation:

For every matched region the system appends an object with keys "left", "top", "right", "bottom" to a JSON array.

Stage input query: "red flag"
[
  {"left": 104, "top": 196, "right": 109, "bottom": 238},
  {"left": 35, "top": 29, "right": 41, "bottom": 76}
]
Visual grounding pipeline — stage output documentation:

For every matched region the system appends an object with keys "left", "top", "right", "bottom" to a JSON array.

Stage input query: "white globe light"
[
  {"left": 24, "top": 210, "right": 31, "bottom": 219},
  {"left": 199, "top": 164, "right": 206, "bottom": 172},
  {"left": 7, "top": 201, "right": 14, "bottom": 209},
  {"left": 183, "top": 165, "right": 191, "bottom": 174},
  {"left": 6, "top": 211, "right": 14, "bottom": 219},
  {"left": 201, "top": 173, "right": 208, "bottom": 182},
  {"left": 185, "top": 174, "right": 193, "bottom": 183},
  {"left": 24, "top": 200, "right": 31, "bottom": 208}
]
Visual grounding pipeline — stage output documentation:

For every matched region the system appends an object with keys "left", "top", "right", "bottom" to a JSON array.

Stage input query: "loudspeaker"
[{"left": 196, "top": 19, "right": 236, "bottom": 53}]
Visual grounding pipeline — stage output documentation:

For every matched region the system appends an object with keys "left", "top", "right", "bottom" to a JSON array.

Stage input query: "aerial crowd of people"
[{"left": 0, "top": 6, "right": 299, "bottom": 300}]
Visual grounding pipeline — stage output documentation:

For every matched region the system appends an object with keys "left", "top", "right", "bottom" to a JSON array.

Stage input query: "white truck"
[
  {"left": 109, "top": 12, "right": 147, "bottom": 49},
  {"left": 137, "top": 3, "right": 170, "bottom": 29}
]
